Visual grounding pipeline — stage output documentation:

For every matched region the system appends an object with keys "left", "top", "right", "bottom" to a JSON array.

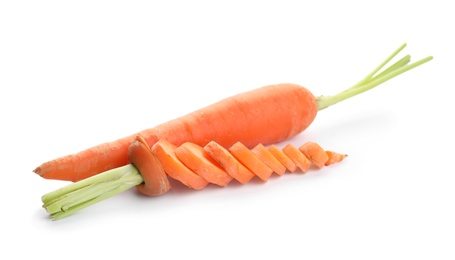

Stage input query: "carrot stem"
[
  {"left": 41, "top": 164, "right": 143, "bottom": 220},
  {"left": 316, "top": 43, "right": 433, "bottom": 111}
]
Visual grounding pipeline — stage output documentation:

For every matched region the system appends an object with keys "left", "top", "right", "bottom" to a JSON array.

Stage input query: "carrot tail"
[{"left": 41, "top": 138, "right": 347, "bottom": 220}]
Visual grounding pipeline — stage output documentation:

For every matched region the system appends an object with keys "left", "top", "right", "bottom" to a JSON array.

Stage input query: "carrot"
[
  {"left": 128, "top": 135, "right": 171, "bottom": 196},
  {"left": 151, "top": 139, "right": 209, "bottom": 190},
  {"left": 325, "top": 151, "right": 348, "bottom": 166},
  {"left": 204, "top": 141, "right": 255, "bottom": 184},
  {"left": 228, "top": 142, "right": 273, "bottom": 181},
  {"left": 268, "top": 144, "right": 298, "bottom": 172},
  {"left": 251, "top": 143, "right": 287, "bottom": 175},
  {"left": 42, "top": 139, "right": 347, "bottom": 219},
  {"left": 33, "top": 44, "right": 432, "bottom": 182},
  {"left": 299, "top": 142, "right": 329, "bottom": 169},
  {"left": 175, "top": 142, "right": 233, "bottom": 187},
  {"left": 282, "top": 144, "right": 311, "bottom": 173}
]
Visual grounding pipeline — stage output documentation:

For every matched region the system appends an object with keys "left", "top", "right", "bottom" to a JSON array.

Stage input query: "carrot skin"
[
  {"left": 35, "top": 84, "right": 317, "bottom": 182},
  {"left": 325, "top": 151, "right": 348, "bottom": 166}
]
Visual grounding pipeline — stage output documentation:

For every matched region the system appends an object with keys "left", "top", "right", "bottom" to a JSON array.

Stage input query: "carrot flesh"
[
  {"left": 128, "top": 135, "right": 171, "bottom": 196},
  {"left": 268, "top": 144, "right": 297, "bottom": 172},
  {"left": 228, "top": 142, "right": 273, "bottom": 181},
  {"left": 282, "top": 144, "right": 311, "bottom": 173},
  {"left": 325, "top": 151, "right": 348, "bottom": 166},
  {"left": 151, "top": 139, "right": 209, "bottom": 190},
  {"left": 299, "top": 142, "right": 329, "bottom": 169},
  {"left": 175, "top": 142, "right": 233, "bottom": 187},
  {"left": 251, "top": 143, "right": 286, "bottom": 175},
  {"left": 204, "top": 141, "right": 255, "bottom": 184}
]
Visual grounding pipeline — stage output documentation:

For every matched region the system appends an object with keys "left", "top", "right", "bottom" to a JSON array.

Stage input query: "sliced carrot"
[
  {"left": 282, "top": 144, "right": 311, "bottom": 173},
  {"left": 151, "top": 139, "right": 209, "bottom": 190},
  {"left": 251, "top": 143, "right": 286, "bottom": 175},
  {"left": 268, "top": 144, "right": 297, "bottom": 172},
  {"left": 204, "top": 141, "right": 255, "bottom": 184},
  {"left": 128, "top": 135, "right": 171, "bottom": 196},
  {"left": 299, "top": 142, "right": 329, "bottom": 168},
  {"left": 325, "top": 151, "right": 348, "bottom": 166},
  {"left": 175, "top": 142, "right": 233, "bottom": 187},
  {"left": 228, "top": 141, "right": 273, "bottom": 181}
]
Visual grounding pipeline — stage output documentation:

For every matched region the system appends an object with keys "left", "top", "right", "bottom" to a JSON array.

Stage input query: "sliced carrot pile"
[
  {"left": 151, "top": 139, "right": 209, "bottom": 190},
  {"left": 204, "top": 141, "right": 255, "bottom": 184},
  {"left": 251, "top": 143, "right": 286, "bottom": 175},
  {"left": 228, "top": 142, "right": 273, "bottom": 181},
  {"left": 148, "top": 139, "right": 346, "bottom": 193},
  {"left": 175, "top": 142, "right": 233, "bottom": 187}
]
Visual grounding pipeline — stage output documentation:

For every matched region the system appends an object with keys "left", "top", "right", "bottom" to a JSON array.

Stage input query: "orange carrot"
[
  {"left": 34, "top": 44, "right": 432, "bottom": 182},
  {"left": 175, "top": 142, "right": 233, "bottom": 187},
  {"left": 268, "top": 144, "right": 298, "bottom": 172},
  {"left": 228, "top": 142, "right": 273, "bottom": 181},
  {"left": 299, "top": 142, "right": 329, "bottom": 168},
  {"left": 151, "top": 139, "right": 209, "bottom": 190},
  {"left": 282, "top": 144, "right": 311, "bottom": 173},
  {"left": 325, "top": 151, "right": 348, "bottom": 166},
  {"left": 251, "top": 143, "right": 286, "bottom": 175},
  {"left": 128, "top": 135, "right": 171, "bottom": 196},
  {"left": 204, "top": 141, "right": 255, "bottom": 184}
]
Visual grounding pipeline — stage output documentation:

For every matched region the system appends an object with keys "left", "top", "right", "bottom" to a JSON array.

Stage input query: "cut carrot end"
[{"left": 325, "top": 151, "right": 348, "bottom": 166}]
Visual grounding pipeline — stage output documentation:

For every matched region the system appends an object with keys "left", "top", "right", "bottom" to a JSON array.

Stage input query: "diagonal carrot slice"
[
  {"left": 175, "top": 142, "right": 233, "bottom": 187},
  {"left": 251, "top": 143, "right": 286, "bottom": 175},
  {"left": 228, "top": 142, "right": 273, "bottom": 181},
  {"left": 282, "top": 144, "right": 311, "bottom": 173},
  {"left": 151, "top": 139, "right": 209, "bottom": 190},
  {"left": 268, "top": 144, "right": 297, "bottom": 172},
  {"left": 299, "top": 142, "right": 329, "bottom": 168},
  {"left": 204, "top": 141, "right": 255, "bottom": 184}
]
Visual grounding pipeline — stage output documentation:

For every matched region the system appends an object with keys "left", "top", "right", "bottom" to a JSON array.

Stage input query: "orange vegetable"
[
  {"left": 325, "top": 151, "right": 348, "bottom": 166},
  {"left": 229, "top": 142, "right": 273, "bottom": 181},
  {"left": 282, "top": 144, "right": 311, "bottom": 173},
  {"left": 268, "top": 144, "right": 298, "bottom": 172},
  {"left": 251, "top": 143, "right": 287, "bottom": 175}
]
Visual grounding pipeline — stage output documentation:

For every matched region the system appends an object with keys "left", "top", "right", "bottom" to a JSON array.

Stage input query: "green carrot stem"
[{"left": 316, "top": 44, "right": 433, "bottom": 111}]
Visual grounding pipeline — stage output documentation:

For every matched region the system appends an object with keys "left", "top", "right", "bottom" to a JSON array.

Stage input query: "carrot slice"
[
  {"left": 128, "top": 135, "right": 171, "bottom": 196},
  {"left": 325, "top": 151, "right": 348, "bottom": 166},
  {"left": 282, "top": 144, "right": 311, "bottom": 173},
  {"left": 299, "top": 142, "right": 329, "bottom": 168},
  {"left": 228, "top": 142, "right": 273, "bottom": 181},
  {"left": 268, "top": 144, "right": 297, "bottom": 172},
  {"left": 204, "top": 141, "right": 255, "bottom": 184},
  {"left": 251, "top": 143, "right": 286, "bottom": 175},
  {"left": 175, "top": 142, "right": 233, "bottom": 187},
  {"left": 151, "top": 139, "right": 209, "bottom": 190}
]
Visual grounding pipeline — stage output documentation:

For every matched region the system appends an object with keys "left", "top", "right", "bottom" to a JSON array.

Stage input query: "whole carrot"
[{"left": 34, "top": 43, "right": 432, "bottom": 182}]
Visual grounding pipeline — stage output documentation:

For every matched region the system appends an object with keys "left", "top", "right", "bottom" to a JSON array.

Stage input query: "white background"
[{"left": 1, "top": 1, "right": 454, "bottom": 259}]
